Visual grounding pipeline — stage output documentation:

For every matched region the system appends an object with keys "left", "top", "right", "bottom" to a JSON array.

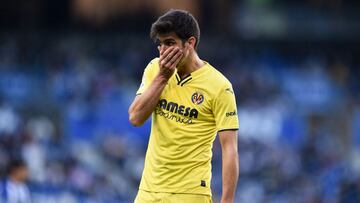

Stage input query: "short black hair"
[
  {"left": 7, "top": 159, "right": 26, "bottom": 175},
  {"left": 150, "top": 9, "right": 200, "bottom": 48}
]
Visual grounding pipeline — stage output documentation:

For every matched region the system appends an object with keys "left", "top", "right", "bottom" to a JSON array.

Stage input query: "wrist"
[
  {"left": 155, "top": 74, "right": 170, "bottom": 84},
  {"left": 221, "top": 195, "right": 234, "bottom": 203}
]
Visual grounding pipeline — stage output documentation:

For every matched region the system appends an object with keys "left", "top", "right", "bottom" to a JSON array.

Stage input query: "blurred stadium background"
[{"left": 1, "top": 0, "right": 360, "bottom": 202}]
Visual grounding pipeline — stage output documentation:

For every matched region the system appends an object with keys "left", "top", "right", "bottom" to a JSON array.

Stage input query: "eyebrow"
[
  {"left": 163, "top": 38, "right": 176, "bottom": 42},
  {"left": 157, "top": 38, "right": 176, "bottom": 44}
]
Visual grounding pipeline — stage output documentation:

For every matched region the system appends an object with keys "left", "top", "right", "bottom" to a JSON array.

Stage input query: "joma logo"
[{"left": 226, "top": 111, "right": 237, "bottom": 117}]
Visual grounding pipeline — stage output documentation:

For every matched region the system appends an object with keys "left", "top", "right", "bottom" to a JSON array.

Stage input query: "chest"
[{"left": 158, "top": 80, "right": 214, "bottom": 121}]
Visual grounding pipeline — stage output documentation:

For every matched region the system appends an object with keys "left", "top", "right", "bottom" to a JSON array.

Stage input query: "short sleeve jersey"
[{"left": 137, "top": 58, "right": 239, "bottom": 196}]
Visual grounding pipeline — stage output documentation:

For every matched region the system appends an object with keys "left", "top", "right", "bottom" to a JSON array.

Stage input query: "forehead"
[{"left": 157, "top": 32, "right": 181, "bottom": 41}]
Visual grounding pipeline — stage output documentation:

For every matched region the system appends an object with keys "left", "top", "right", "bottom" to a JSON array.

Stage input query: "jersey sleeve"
[
  {"left": 136, "top": 59, "right": 158, "bottom": 95},
  {"left": 212, "top": 84, "right": 239, "bottom": 131}
]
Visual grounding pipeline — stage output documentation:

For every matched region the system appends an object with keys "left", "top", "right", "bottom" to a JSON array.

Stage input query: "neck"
[{"left": 177, "top": 52, "right": 205, "bottom": 79}]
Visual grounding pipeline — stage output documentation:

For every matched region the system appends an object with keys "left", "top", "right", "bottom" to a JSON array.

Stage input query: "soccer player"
[{"left": 129, "top": 9, "right": 239, "bottom": 203}]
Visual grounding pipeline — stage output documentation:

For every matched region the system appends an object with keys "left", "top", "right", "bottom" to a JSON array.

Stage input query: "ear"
[{"left": 187, "top": 37, "right": 197, "bottom": 49}]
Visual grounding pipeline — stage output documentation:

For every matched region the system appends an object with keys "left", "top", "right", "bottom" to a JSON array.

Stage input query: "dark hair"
[
  {"left": 7, "top": 159, "right": 26, "bottom": 174},
  {"left": 150, "top": 9, "right": 200, "bottom": 48}
]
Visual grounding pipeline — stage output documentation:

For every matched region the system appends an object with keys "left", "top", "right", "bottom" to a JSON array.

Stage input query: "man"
[
  {"left": 129, "top": 9, "right": 239, "bottom": 203},
  {"left": 1, "top": 159, "right": 31, "bottom": 203}
]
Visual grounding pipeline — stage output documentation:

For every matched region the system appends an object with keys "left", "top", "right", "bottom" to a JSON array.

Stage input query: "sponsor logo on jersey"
[
  {"left": 191, "top": 92, "right": 204, "bottom": 105},
  {"left": 158, "top": 99, "right": 198, "bottom": 118},
  {"left": 226, "top": 110, "right": 237, "bottom": 117}
]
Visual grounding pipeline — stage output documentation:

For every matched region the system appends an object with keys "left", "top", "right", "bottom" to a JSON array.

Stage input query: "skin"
[
  {"left": 128, "top": 32, "right": 200, "bottom": 126},
  {"left": 128, "top": 32, "right": 239, "bottom": 203},
  {"left": 219, "top": 130, "right": 239, "bottom": 203},
  {"left": 10, "top": 166, "right": 28, "bottom": 183}
]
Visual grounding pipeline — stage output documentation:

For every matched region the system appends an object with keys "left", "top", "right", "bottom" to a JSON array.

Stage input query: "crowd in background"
[{"left": 0, "top": 34, "right": 359, "bottom": 203}]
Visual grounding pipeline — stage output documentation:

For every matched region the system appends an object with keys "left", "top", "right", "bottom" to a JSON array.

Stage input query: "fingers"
[
  {"left": 158, "top": 46, "right": 182, "bottom": 79},
  {"left": 166, "top": 50, "right": 183, "bottom": 68},
  {"left": 159, "top": 46, "right": 174, "bottom": 62},
  {"left": 163, "top": 48, "right": 180, "bottom": 64},
  {"left": 170, "top": 52, "right": 183, "bottom": 69},
  {"left": 159, "top": 47, "right": 182, "bottom": 69}
]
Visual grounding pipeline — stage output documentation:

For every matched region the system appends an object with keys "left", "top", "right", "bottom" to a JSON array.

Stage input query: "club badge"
[{"left": 191, "top": 92, "right": 204, "bottom": 105}]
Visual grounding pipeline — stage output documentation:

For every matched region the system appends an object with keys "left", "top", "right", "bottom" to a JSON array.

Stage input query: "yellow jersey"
[{"left": 136, "top": 58, "right": 239, "bottom": 196}]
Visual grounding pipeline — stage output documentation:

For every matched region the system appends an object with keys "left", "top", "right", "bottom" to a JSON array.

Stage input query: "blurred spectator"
[
  {"left": 0, "top": 103, "right": 20, "bottom": 136},
  {"left": 1, "top": 159, "right": 31, "bottom": 203},
  {"left": 339, "top": 181, "right": 360, "bottom": 203}
]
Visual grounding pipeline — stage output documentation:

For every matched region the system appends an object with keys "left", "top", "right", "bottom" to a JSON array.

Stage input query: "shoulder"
[
  {"left": 143, "top": 58, "right": 159, "bottom": 76},
  {"left": 205, "top": 62, "right": 233, "bottom": 93},
  {"left": 149, "top": 57, "right": 159, "bottom": 64},
  {"left": 146, "top": 58, "right": 159, "bottom": 70}
]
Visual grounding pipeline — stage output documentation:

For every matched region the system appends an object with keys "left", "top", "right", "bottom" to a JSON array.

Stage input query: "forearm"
[
  {"left": 129, "top": 46, "right": 182, "bottom": 126},
  {"left": 221, "top": 149, "right": 239, "bottom": 203},
  {"left": 129, "top": 75, "right": 168, "bottom": 126}
]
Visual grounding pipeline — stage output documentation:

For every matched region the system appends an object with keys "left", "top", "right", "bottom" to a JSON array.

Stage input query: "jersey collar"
[{"left": 174, "top": 61, "right": 209, "bottom": 86}]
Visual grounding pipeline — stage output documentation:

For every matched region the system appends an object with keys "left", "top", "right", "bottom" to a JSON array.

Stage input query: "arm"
[
  {"left": 128, "top": 46, "right": 183, "bottom": 126},
  {"left": 219, "top": 129, "right": 239, "bottom": 203},
  {"left": 128, "top": 75, "right": 168, "bottom": 126}
]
